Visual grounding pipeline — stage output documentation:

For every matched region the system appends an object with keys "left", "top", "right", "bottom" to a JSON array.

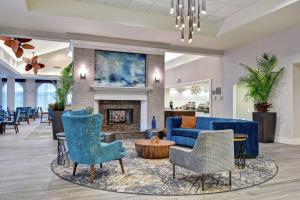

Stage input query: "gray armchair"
[{"left": 169, "top": 129, "right": 234, "bottom": 191}]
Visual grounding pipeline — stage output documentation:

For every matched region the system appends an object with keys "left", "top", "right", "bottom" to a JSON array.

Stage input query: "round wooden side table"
[
  {"left": 234, "top": 133, "right": 248, "bottom": 169},
  {"left": 135, "top": 139, "right": 175, "bottom": 159}
]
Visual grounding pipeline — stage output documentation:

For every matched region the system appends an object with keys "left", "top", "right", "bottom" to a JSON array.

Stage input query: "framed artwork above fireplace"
[{"left": 94, "top": 50, "right": 146, "bottom": 87}]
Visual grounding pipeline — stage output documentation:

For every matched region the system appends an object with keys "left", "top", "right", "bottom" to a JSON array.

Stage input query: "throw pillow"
[{"left": 181, "top": 116, "right": 196, "bottom": 128}]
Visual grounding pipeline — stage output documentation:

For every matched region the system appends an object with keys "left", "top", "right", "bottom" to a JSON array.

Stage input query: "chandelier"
[{"left": 170, "top": 0, "right": 207, "bottom": 43}]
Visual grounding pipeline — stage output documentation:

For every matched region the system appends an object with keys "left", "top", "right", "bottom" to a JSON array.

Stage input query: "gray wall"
[
  {"left": 146, "top": 54, "right": 165, "bottom": 129},
  {"left": 72, "top": 48, "right": 95, "bottom": 110}
]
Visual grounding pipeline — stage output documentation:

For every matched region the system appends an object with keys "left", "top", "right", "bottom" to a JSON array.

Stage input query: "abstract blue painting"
[{"left": 94, "top": 50, "right": 146, "bottom": 87}]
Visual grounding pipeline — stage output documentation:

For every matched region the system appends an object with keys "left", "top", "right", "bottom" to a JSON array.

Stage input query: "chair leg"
[
  {"left": 90, "top": 164, "right": 95, "bottom": 183},
  {"left": 3, "top": 125, "right": 5, "bottom": 134},
  {"left": 202, "top": 174, "right": 205, "bottom": 191},
  {"left": 73, "top": 162, "right": 78, "bottom": 176},
  {"left": 16, "top": 124, "right": 19, "bottom": 133},
  {"left": 119, "top": 159, "right": 125, "bottom": 174},
  {"left": 173, "top": 164, "right": 175, "bottom": 179},
  {"left": 229, "top": 171, "right": 232, "bottom": 187},
  {"left": 14, "top": 124, "right": 17, "bottom": 134},
  {"left": 100, "top": 163, "right": 103, "bottom": 169}
]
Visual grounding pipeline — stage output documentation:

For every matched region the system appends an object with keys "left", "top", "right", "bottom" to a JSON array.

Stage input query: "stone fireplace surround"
[{"left": 72, "top": 48, "right": 165, "bottom": 130}]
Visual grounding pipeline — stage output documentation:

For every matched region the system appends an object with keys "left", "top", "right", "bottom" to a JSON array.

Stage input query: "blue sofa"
[{"left": 166, "top": 116, "right": 259, "bottom": 157}]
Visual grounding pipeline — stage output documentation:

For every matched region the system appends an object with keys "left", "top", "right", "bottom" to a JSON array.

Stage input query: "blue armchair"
[{"left": 62, "top": 110, "right": 126, "bottom": 182}]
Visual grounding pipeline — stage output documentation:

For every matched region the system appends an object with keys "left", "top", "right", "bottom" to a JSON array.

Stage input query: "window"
[
  {"left": 1, "top": 83, "right": 7, "bottom": 109},
  {"left": 37, "top": 83, "right": 56, "bottom": 111},
  {"left": 1, "top": 82, "right": 24, "bottom": 109},
  {"left": 15, "top": 82, "right": 24, "bottom": 108}
]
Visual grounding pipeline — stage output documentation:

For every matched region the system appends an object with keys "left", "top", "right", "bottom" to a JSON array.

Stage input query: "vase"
[{"left": 151, "top": 116, "right": 157, "bottom": 129}]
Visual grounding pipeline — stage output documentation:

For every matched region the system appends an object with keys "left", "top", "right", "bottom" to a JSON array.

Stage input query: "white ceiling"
[
  {"left": 75, "top": 0, "right": 258, "bottom": 23},
  {"left": 165, "top": 52, "right": 183, "bottom": 62},
  {"left": 0, "top": 39, "right": 69, "bottom": 61},
  {"left": 165, "top": 52, "right": 205, "bottom": 70},
  {"left": 0, "top": 0, "right": 299, "bottom": 56},
  {"left": 0, "top": 38, "right": 71, "bottom": 77}
]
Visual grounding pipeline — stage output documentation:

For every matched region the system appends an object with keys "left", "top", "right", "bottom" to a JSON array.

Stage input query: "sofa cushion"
[
  {"left": 171, "top": 128, "right": 203, "bottom": 139},
  {"left": 181, "top": 116, "right": 196, "bottom": 128}
]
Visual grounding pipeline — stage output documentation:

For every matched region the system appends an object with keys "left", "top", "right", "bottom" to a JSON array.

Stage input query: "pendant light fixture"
[{"left": 170, "top": 0, "right": 207, "bottom": 42}]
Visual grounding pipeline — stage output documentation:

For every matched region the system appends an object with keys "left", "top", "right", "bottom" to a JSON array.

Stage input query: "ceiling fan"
[
  {"left": 0, "top": 36, "right": 35, "bottom": 58},
  {"left": 23, "top": 53, "right": 45, "bottom": 75}
]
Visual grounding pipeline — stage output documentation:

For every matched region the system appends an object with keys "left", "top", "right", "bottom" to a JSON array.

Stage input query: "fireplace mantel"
[{"left": 90, "top": 85, "right": 152, "bottom": 92}]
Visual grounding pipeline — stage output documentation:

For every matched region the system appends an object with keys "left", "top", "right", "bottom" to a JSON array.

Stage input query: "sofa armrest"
[
  {"left": 166, "top": 117, "right": 182, "bottom": 140},
  {"left": 211, "top": 121, "right": 259, "bottom": 157}
]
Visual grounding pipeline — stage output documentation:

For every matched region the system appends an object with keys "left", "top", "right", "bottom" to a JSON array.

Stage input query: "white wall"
[
  {"left": 221, "top": 24, "right": 300, "bottom": 144},
  {"left": 165, "top": 83, "right": 210, "bottom": 109},
  {"left": 165, "top": 56, "right": 223, "bottom": 117},
  {"left": 233, "top": 84, "right": 254, "bottom": 120}
]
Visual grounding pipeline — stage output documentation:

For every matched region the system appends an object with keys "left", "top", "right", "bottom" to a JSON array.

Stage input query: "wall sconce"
[
  {"left": 79, "top": 65, "right": 87, "bottom": 80},
  {"left": 154, "top": 71, "right": 160, "bottom": 83},
  {"left": 80, "top": 71, "right": 86, "bottom": 79}
]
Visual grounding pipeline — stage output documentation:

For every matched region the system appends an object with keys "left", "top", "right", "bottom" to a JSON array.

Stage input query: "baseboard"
[{"left": 276, "top": 137, "right": 300, "bottom": 145}]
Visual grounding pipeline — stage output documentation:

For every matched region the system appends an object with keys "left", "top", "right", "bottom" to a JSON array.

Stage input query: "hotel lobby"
[{"left": 1, "top": 0, "right": 300, "bottom": 199}]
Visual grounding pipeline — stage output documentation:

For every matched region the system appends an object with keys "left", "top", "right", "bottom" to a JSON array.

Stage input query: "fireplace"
[
  {"left": 107, "top": 109, "right": 133, "bottom": 124},
  {"left": 99, "top": 100, "right": 141, "bottom": 131}
]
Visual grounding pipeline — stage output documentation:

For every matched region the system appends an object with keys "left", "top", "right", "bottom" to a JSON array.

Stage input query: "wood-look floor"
[{"left": 0, "top": 120, "right": 300, "bottom": 200}]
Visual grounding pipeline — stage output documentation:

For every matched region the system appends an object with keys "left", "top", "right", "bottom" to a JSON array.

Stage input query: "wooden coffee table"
[{"left": 135, "top": 139, "right": 175, "bottom": 159}]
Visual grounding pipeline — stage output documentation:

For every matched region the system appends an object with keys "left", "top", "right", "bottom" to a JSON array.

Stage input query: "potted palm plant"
[
  {"left": 51, "top": 62, "right": 74, "bottom": 139},
  {"left": 238, "top": 52, "right": 284, "bottom": 143}
]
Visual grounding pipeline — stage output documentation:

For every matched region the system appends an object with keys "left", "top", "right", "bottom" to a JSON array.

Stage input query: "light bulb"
[{"left": 170, "top": 8, "right": 174, "bottom": 14}]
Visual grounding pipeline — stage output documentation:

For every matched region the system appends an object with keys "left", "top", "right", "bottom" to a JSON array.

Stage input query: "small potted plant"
[
  {"left": 51, "top": 62, "right": 74, "bottom": 139},
  {"left": 238, "top": 52, "right": 284, "bottom": 143}
]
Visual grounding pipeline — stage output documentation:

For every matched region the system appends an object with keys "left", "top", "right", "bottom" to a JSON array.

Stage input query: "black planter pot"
[
  {"left": 52, "top": 111, "right": 64, "bottom": 140},
  {"left": 252, "top": 112, "right": 276, "bottom": 143}
]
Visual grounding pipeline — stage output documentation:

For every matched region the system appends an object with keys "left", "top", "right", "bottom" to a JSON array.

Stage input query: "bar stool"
[{"left": 57, "top": 132, "right": 69, "bottom": 165}]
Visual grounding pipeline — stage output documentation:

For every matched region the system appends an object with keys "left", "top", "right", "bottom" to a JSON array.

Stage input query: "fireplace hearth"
[{"left": 107, "top": 109, "right": 133, "bottom": 124}]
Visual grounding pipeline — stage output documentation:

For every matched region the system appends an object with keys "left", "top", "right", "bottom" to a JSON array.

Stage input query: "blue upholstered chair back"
[{"left": 62, "top": 110, "right": 103, "bottom": 164}]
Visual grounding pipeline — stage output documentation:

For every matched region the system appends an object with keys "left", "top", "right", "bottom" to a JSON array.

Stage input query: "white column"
[
  {"left": 25, "top": 79, "right": 36, "bottom": 107},
  {"left": 140, "top": 100, "right": 148, "bottom": 130},
  {"left": 7, "top": 77, "right": 15, "bottom": 109},
  {"left": 0, "top": 78, "right": 2, "bottom": 107}
]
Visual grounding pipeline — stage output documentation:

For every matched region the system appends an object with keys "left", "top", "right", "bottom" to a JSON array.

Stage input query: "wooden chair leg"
[
  {"left": 229, "top": 171, "right": 232, "bottom": 187},
  {"left": 90, "top": 165, "right": 95, "bottom": 183},
  {"left": 173, "top": 164, "right": 175, "bottom": 179},
  {"left": 119, "top": 159, "right": 125, "bottom": 174},
  {"left": 73, "top": 162, "right": 78, "bottom": 176},
  {"left": 16, "top": 124, "right": 19, "bottom": 133}
]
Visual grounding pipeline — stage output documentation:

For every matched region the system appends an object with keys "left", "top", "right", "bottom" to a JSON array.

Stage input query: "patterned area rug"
[
  {"left": 26, "top": 123, "right": 52, "bottom": 140},
  {"left": 51, "top": 140, "right": 278, "bottom": 195}
]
